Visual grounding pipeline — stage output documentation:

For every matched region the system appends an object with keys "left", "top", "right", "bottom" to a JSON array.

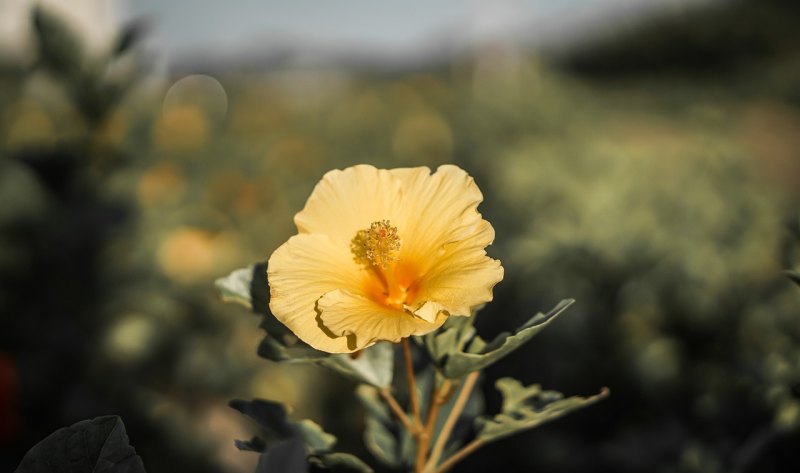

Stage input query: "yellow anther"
[{"left": 351, "top": 220, "right": 400, "bottom": 268}]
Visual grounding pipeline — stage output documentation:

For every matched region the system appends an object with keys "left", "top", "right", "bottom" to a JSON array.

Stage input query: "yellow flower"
[{"left": 267, "top": 164, "right": 504, "bottom": 353}]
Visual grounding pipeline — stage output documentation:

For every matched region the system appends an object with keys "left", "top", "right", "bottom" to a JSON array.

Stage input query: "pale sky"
[
  {"left": 0, "top": 0, "right": 711, "bottom": 63},
  {"left": 122, "top": 0, "right": 707, "bottom": 56}
]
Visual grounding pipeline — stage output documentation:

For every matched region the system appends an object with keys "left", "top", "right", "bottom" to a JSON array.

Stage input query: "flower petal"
[
  {"left": 390, "top": 165, "right": 503, "bottom": 315},
  {"left": 268, "top": 233, "right": 363, "bottom": 353},
  {"left": 294, "top": 165, "right": 404, "bottom": 246},
  {"left": 317, "top": 289, "right": 447, "bottom": 352},
  {"left": 414, "top": 219, "right": 504, "bottom": 316},
  {"left": 389, "top": 165, "right": 487, "bottom": 266}
]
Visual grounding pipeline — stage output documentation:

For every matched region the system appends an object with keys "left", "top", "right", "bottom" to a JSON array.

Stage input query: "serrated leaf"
[
  {"left": 312, "top": 453, "right": 374, "bottom": 473},
  {"left": 475, "top": 378, "right": 608, "bottom": 444},
  {"left": 15, "top": 415, "right": 145, "bottom": 473},
  {"left": 256, "top": 439, "right": 308, "bottom": 473},
  {"left": 431, "top": 299, "right": 574, "bottom": 379}
]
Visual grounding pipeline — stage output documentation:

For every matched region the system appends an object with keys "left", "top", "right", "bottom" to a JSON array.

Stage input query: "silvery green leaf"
[
  {"left": 475, "top": 378, "right": 608, "bottom": 444},
  {"left": 439, "top": 299, "right": 575, "bottom": 379},
  {"left": 295, "top": 420, "right": 336, "bottom": 455},
  {"left": 215, "top": 265, "right": 255, "bottom": 309},
  {"left": 356, "top": 386, "right": 402, "bottom": 468},
  {"left": 363, "top": 414, "right": 400, "bottom": 467},
  {"left": 356, "top": 386, "right": 392, "bottom": 424},
  {"left": 423, "top": 315, "right": 474, "bottom": 366},
  {"left": 318, "top": 342, "right": 394, "bottom": 388}
]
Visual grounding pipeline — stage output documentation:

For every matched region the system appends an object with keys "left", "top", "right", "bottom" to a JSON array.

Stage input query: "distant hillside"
[{"left": 555, "top": 0, "right": 800, "bottom": 77}]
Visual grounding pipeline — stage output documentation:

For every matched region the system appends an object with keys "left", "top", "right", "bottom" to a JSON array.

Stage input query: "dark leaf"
[
  {"left": 113, "top": 20, "right": 149, "bottom": 56},
  {"left": 32, "top": 6, "right": 85, "bottom": 81},
  {"left": 230, "top": 399, "right": 336, "bottom": 457},
  {"left": 15, "top": 415, "right": 145, "bottom": 473},
  {"left": 230, "top": 399, "right": 296, "bottom": 440},
  {"left": 256, "top": 439, "right": 308, "bottom": 473},
  {"left": 234, "top": 436, "right": 267, "bottom": 453},
  {"left": 784, "top": 270, "right": 800, "bottom": 287}
]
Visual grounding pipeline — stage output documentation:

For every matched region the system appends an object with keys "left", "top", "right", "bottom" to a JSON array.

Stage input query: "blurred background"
[{"left": 1, "top": 0, "right": 799, "bottom": 471}]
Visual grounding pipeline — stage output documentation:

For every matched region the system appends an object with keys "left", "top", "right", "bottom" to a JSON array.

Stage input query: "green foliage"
[
  {"left": 425, "top": 300, "right": 574, "bottom": 379},
  {"left": 15, "top": 416, "right": 145, "bottom": 473},
  {"left": 476, "top": 379, "right": 609, "bottom": 444},
  {"left": 32, "top": 6, "right": 143, "bottom": 125}
]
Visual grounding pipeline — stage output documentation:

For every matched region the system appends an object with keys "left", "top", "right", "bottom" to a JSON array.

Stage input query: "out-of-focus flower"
[{"left": 268, "top": 164, "right": 503, "bottom": 353}]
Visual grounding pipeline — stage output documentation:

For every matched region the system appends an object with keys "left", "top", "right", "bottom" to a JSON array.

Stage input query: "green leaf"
[
  {"left": 216, "top": 265, "right": 256, "bottom": 309},
  {"left": 363, "top": 414, "right": 401, "bottom": 467},
  {"left": 475, "top": 378, "right": 608, "bottom": 444},
  {"left": 318, "top": 343, "right": 394, "bottom": 388},
  {"left": 312, "top": 453, "right": 374, "bottom": 473},
  {"left": 295, "top": 420, "right": 336, "bottom": 455},
  {"left": 428, "top": 299, "right": 574, "bottom": 379},
  {"left": 16, "top": 415, "right": 146, "bottom": 473},
  {"left": 215, "top": 263, "right": 270, "bottom": 312},
  {"left": 230, "top": 399, "right": 336, "bottom": 455},
  {"left": 356, "top": 386, "right": 402, "bottom": 467}
]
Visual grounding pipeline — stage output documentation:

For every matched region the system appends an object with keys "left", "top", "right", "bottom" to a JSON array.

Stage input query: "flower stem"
[
  {"left": 378, "top": 387, "right": 415, "bottom": 433},
  {"left": 416, "top": 378, "right": 452, "bottom": 472},
  {"left": 424, "top": 371, "right": 480, "bottom": 472},
  {"left": 434, "top": 439, "right": 485, "bottom": 473},
  {"left": 402, "top": 338, "right": 423, "bottom": 430}
]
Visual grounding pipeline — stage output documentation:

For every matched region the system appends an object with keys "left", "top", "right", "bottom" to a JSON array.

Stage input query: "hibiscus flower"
[{"left": 267, "top": 164, "right": 503, "bottom": 353}]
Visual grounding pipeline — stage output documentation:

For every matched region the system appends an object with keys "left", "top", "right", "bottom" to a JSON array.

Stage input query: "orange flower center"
[{"left": 351, "top": 220, "right": 419, "bottom": 309}]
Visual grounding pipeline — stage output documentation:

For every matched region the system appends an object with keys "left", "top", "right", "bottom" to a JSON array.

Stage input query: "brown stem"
[
  {"left": 402, "top": 338, "right": 423, "bottom": 429},
  {"left": 425, "top": 371, "right": 480, "bottom": 471},
  {"left": 434, "top": 439, "right": 485, "bottom": 473},
  {"left": 416, "top": 378, "right": 452, "bottom": 472},
  {"left": 378, "top": 387, "right": 415, "bottom": 433}
]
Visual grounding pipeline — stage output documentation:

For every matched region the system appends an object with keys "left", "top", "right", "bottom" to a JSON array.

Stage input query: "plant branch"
[
  {"left": 425, "top": 371, "right": 480, "bottom": 471},
  {"left": 402, "top": 338, "right": 423, "bottom": 429},
  {"left": 378, "top": 387, "right": 415, "bottom": 433},
  {"left": 416, "top": 378, "right": 452, "bottom": 472},
  {"left": 434, "top": 439, "right": 485, "bottom": 473}
]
